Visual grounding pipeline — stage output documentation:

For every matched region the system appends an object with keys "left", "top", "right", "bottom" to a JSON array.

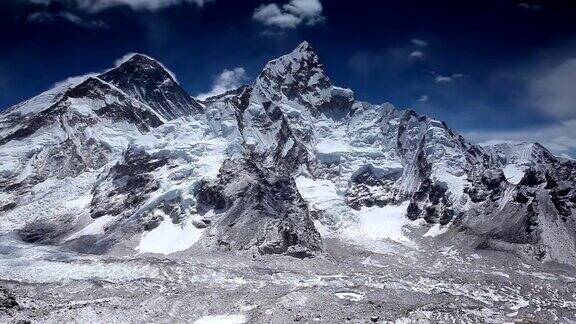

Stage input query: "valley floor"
[{"left": 1, "top": 232, "right": 575, "bottom": 323}]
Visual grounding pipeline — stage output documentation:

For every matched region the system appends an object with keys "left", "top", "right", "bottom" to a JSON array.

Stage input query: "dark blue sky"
[{"left": 2, "top": 0, "right": 576, "bottom": 155}]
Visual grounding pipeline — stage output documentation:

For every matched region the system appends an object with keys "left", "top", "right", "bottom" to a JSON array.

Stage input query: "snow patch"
[
  {"left": 136, "top": 215, "right": 204, "bottom": 255},
  {"left": 335, "top": 291, "right": 364, "bottom": 301},
  {"left": 433, "top": 169, "right": 466, "bottom": 201},
  {"left": 64, "top": 195, "right": 93, "bottom": 210},
  {"left": 423, "top": 223, "right": 449, "bottom": 238},
  {"left": 503, "top": 164, "right": 526, "bottom": 185},
  {"left": 67, "top": 215, "right": 115, "bottom": 240},
  {"left": 316, "top": 138, "right": 349, "bottom": 154},
  {"left": 510, "top": 298, "right": 529, "bottom": 310},
  {"left": 193, "top": 314, "right": 246, "bottom": 324},
  {"left": 296, "top": 176, "right": 414, "bottom": 247},
  {"left": 351, "top": 201, "right": 412, "bottom": 244},
  {"left": 295, "top": 176, "right": 342, "bottom": 210}
]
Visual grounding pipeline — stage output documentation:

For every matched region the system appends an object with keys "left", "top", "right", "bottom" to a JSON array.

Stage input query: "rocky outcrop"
[
  {"left": 0, "top": 286, "right": 19, "bottom": 312},
  {"left": 197, "top": 158, "right": 322, "bottom": 257}
]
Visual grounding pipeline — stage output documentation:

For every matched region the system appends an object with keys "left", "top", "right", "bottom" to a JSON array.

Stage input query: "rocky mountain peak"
[
  {"left": 105, "top": 53, "right": 176, "bottom": 84},
  {"left": 99, "top": 53, "right": 202, "bottom": 120},
  {"left": 288, "top": 41, "right": 316, "bottom": 61},
  {"left": 252, "top": 41, "right": 332, "bottom": 112},
  {"left": 260, "top": 41, "right": 327, "bottom": 83}
]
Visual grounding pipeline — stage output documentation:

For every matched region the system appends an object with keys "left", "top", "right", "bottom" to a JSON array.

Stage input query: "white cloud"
[
  {"left": 253, "top": 4, "right": 283, "bottom": 21},
  {"left": 196, "top": 67, "right": 247, "bottom": 101},
  {"left": 433, "top": 73, "right": 466, "bottom": 83},
  {"left": 409, "top": 50, "right": 424, "bottom": 59},
  {"left": 253, "top": 4, "right": 302, "bottom": 28},
  {"left": 518, "top": 2, "right": 543, "bottom": 10},
  {"left": 465, "top": 119, "right": 576, "bottom": 158},
  {"left": 435, "top": 75, "right": 452, "bottom": 83},
  {"left": 25, "top": 0, "right": 212, "bottom": 13},
  {"left": 529, "top": 58, "right": 576, "bottom": 119},
  {"left": 417, "top": 95, "right": 428, "bottom": 102},
  {"left": 253, "top": 0, "right": 324, "bottom": 29},
  {"left": 27, "top": 0, "right": 52, "bottom": 4},
  {"left": 27, "top": 11, "right": 108, "bottom": 28},
  {"left": 411, "top": 39, "right": 428, "bottom": 47},
  {"left": 284, "top": 0, "right": 323, "bottom": 23}
]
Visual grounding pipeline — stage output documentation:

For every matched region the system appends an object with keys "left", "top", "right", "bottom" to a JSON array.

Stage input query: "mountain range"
[{"left": 1, "top": 41, "right": 575, "bottom": 267}]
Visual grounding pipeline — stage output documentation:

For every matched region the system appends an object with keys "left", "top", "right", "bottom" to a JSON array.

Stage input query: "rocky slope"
[{"left": 0, "top": 42, "right": 574, "bottom": 265}]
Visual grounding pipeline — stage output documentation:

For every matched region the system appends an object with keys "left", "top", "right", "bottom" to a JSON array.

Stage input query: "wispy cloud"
[
  {"left": 464, "top": 45, "right": 576, "bottom": 158},
  {"left": 24, "top": 0, "right": 212, "bottom": 13},
  {"left": 434, "top": 75, "right": 452, "bottom": 83},
  {"left": 409, "top": 50, "right": 424, "bottom": 59},
  {"left": 417, "top": 95, "right": 429, "bottom": 103},
  {"left": 196, "top": 67, "right": 247, "bottom": 101},
  {"left": 433, "top": 73, "right": 467, "bottom": 83},
  {"left": 518, "top": 2, "right": 543, "bottom": 10},
  {"left": 27, "top": 11, "right": 108, "bottom": 28},
  {"left": 253, "top": 0, "right": 324, "bottom": 29},
  {"left": 411, "top": 39, "right": 428, "bottom": 47},
  {"left": 529, "top": 58, "right": 576, "bottom": 119},
  {"left": 51, "top": 73, "right": 98, "bottom": 90}
]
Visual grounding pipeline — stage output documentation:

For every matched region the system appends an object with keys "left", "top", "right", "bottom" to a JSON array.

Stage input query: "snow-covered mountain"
[{"left": 1, "top": 43, "right": 575, "bottom": 265}]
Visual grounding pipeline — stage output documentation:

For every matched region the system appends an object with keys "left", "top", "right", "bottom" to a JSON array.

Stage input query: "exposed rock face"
[
  {"left": 1, "top": 43, "right": 575, "bottom": 264},
  {"left": 90, "top": 148, "right": 168, "bottom": 221},
  {"left": 0, "top": 287, "right": 18, "bottom": 312},
  {"left": 252, "top": 41, "right": 332, "bottom": 115},
  {"left": 460, "top": 154, "right": 576, "bottom": 265},
  {"left": 197, "top": 158, "right": 322, "bottom": 257},
  {"left": 99, "top": 54, "right": 203, "bottom": 119}
]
